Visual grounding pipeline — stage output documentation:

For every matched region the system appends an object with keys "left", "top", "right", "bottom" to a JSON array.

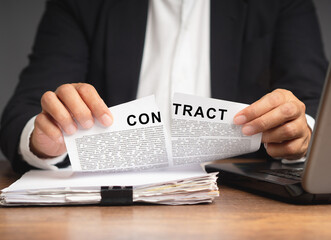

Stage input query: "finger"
[
  {"left": 262, "top": 117, "right": 307, "bottom": 143},
  {"left": 265, "top": 137, "right": 310, "bottom": 160},
  {"left": 32, "top": 113, "right": 67, "bottom": 157},
  {"left": 241, "top": 101, "right": 302, "bottom": 136},
  {"left": 41, "top": 91, "right": 77, "bottom": 135},
  {"left": 74, "top": 83, "right": 113, "bottom": 126},
  {"left": 234, "top": 89, "right": 289, "bottom": 125},
  {"left": 55, "top": 84, "right": 94, "bottom": 129},
  {"left": 34, "top": 112, "right": 64, "bottom": 144}
]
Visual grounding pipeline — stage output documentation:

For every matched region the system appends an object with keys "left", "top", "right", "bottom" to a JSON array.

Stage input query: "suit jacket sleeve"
[
  {"left": 270, "top": 0, "right": 328, "bottom": 117},
  {"left": 235, "top": 0, "right": 328, "bottom": 160},
  {"left": 0, "top": 0, "right": 89, "bottom": 173}
]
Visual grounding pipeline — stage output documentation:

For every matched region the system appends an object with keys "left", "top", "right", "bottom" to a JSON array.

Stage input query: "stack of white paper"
[{"left": 0, "top": 165, "right": 219, "bottom": 206}]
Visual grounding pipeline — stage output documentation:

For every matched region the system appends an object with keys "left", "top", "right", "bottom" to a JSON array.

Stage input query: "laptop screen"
[{"left": 302, "top": 65, "right": 331, "bottom": 194}]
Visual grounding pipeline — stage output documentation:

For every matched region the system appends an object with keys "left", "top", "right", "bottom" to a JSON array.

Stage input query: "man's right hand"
[{"left": 30, "top": 83, "right": 113, "bottom": 158}]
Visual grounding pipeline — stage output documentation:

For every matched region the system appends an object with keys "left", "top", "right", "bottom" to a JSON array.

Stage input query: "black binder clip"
[{"left": 100, "top": 186, "right": 133, "bottom": 206}]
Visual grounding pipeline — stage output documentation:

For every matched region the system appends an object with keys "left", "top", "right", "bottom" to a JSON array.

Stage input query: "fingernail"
[
  {"left": 101, "top": 114, "right": 113, "bottom": 126},
  {"left": 242, "top": 125, "right": 256, "bottom": 136},
  {"left": 82, "top": 119, "right": 94, "bottom": 129},
  {"left": 66, "top": 124, "right": 77, "bottom": 135},
  {"left": 234, "top": 115, "right": 247, "bottom": 125},
  {"left": 264, "top": 143, "right": 268, "bottom": 149}
]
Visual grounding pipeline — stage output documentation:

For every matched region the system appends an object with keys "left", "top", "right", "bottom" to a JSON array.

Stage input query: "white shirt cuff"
[
  {"left": 19, "top": 116, "right": 68, "bottom": 170},
  {"left": 280, "top": 113, "right": 315, "bottom": 164}
]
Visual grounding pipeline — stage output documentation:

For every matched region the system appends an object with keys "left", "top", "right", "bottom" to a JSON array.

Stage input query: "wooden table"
[{"left": 1, "top": 161, "right": 331, "bottom": 240}]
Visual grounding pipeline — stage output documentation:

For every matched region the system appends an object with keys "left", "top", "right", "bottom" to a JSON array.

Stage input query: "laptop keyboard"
[{"left": 259, "top": 168, "right": 304, "bottom": 181}]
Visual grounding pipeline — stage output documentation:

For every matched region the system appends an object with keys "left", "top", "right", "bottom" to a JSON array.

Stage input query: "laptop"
[{"left": 205, "top": 66, "right": 331, "bottom": 204}]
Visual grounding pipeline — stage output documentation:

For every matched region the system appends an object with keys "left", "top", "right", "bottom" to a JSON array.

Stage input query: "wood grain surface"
[{"left": 1, "top": 161, "right": 331, "bottom": 240}]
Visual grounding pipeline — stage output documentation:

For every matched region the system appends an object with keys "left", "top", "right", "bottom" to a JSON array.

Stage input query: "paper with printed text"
[{"left": 64, "top": 94, "right": 261, "bottom": 172}]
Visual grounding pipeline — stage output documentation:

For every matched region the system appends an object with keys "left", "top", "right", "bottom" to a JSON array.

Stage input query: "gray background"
[{"left": 0, "top": 0, "right": 331, "bottom": 160}]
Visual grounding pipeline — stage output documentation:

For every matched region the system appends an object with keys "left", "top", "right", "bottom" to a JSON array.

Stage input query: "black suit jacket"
[{"left": 0, "top": 0, "right": 328, "bottom": 173}]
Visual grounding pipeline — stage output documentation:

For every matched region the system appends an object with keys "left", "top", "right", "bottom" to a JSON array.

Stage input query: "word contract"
[{"left": 64, "top": 93, "right": 262, "bottom": 172}]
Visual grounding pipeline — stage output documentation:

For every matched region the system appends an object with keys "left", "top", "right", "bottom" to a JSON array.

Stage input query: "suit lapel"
[
  {"left": 104, "top": 0, "right": 148, "bottom": 105},
  {"left": 210, "top": 0, "right": 247, "bottom": 101}
]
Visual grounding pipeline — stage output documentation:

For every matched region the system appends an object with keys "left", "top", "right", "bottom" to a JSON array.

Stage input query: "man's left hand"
[{"left": 233, "top": 89, "right": 312, "bottom": 160}]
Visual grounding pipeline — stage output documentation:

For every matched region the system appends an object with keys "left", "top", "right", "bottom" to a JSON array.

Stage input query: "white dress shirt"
[
  {"left": 19, "top": 0, "right": 314, "bottom": 169},
  {"left": 137, "top": 0, "right": 210, "bottom": 126}
]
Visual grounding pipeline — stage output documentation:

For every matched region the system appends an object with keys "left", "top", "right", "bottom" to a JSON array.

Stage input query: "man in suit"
[{"left": 0, "top": 0, "right": 328, "bottom": 173}]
